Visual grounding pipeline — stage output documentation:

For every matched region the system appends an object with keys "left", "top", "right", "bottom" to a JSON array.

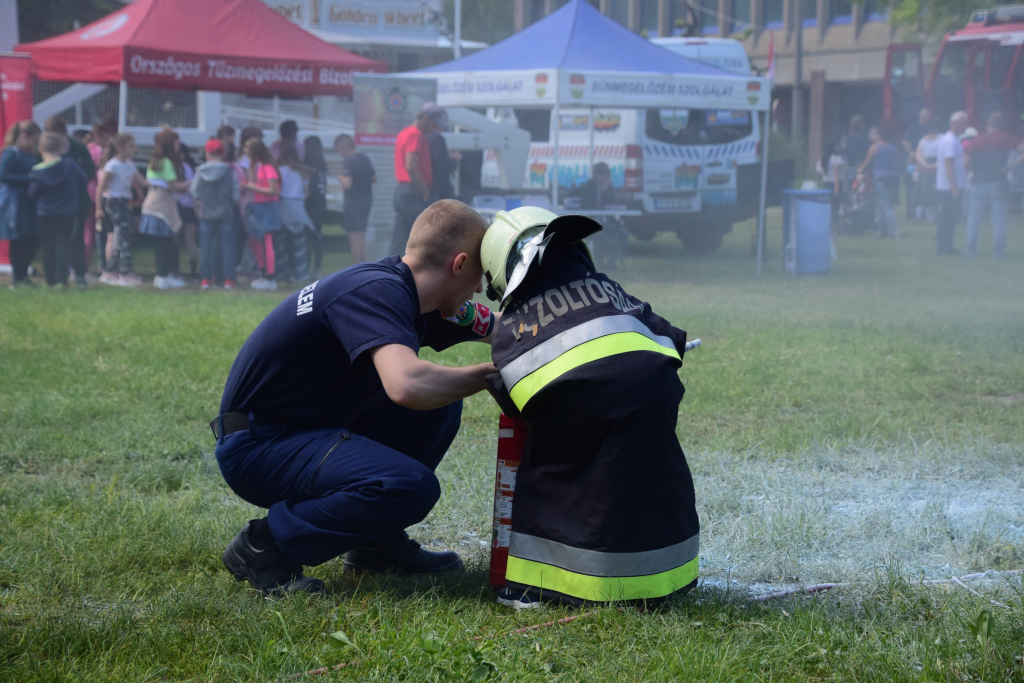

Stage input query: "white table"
[{"left": 475, "top": 207, "right": 642, "bottom": 221}]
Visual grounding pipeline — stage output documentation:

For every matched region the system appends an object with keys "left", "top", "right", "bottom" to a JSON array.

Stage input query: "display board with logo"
[
  {"left": 354, "top": 75, "right": 436, "bottom": 146},
  {"left": 353, "top": 74, "right": 438, "bottom": 260}
]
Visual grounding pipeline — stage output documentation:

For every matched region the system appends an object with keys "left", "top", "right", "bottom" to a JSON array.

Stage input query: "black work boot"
[
  {"left": 222, "top": 519, "right": 325, "bottom": 598},
  {"left": 343, "top": 531, "right": 463, "bottom": 576}
]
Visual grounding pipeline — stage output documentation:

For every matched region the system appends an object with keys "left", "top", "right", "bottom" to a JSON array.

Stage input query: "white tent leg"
[
  {"left": 552, "top": 100, "right": 560, "bottom": 209},
  {"left": 273, "top": 95, "right": 280, "bottom": 130},
  {"left": 588, "top": 106, "right": 594, "bottom": 177},
  {"left": 756, "top": 109, "right": 771, "bottom": 275},
  {"left": 118, "top": 80, "right": 128, "bottom": 132},
  {"left": 453, "top": 123, "right": 461, "bottom": 196},
  {"left": 454, "top": 0, "right": 463, "bottom": 59}
]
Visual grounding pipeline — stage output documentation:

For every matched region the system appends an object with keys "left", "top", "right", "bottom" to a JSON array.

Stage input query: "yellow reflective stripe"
[
  {"left": 509, "top": 531, "right": 698, "bottom": 577},
  {"left": 508, "top": 331, "right": 681, "bottom": 410},
  {"left": 505, "top": 555, "right": 698, "bottom": 602}
]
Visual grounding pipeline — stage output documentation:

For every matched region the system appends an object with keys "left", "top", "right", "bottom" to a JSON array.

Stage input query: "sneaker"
[
  {"left": 200, "top": 279, "right": 212, "bottom": 290},
  {"left": 223, "top": 520, "right": 324, "bottom": 598},
  {"left": 497, "top": 585, "right": 544, "bottom": 610},
  {"left": 343, "top": 531, "right": 463, "bottom": 576},
  {"left": 250, "top": 278, "right": 278, "bottom": 291},
  {"left": 84, "top": 272, "right": 100, "bottom": 284},
  {"left": 99, "top": 271, "right": 120, "bottom": 286},
  {"left": 117, "top": 273, "right": 143, "bottom": 287},
  {"left": 153, "top": 275, "right": 185, "bottom": 290},
  {"left": 167, "top": 274, "right": 187, "bottom": 288},
  {"left": 223, "top": 280, "right": 237, "bottom": 290}
]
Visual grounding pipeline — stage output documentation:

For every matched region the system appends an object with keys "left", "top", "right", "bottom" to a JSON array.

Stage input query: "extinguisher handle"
[{"left": 683, "top": 338, "right": 701, "bottom": 353}]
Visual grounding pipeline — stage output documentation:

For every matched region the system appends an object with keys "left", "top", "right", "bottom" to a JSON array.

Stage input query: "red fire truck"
[{"left": 884, "top": 5, "right": 1024, "bottom": 131}]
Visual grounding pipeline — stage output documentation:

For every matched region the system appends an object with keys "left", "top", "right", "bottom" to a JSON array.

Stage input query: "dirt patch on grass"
[
  {"left": 692, "top": 440, "right": 1024, "bottom": 588},
  {"left": 424, "top": 439, "right": 1024, "bottom": 598}
]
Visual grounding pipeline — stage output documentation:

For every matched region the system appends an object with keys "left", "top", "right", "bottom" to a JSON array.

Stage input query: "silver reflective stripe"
[
  {"left": 508, "top": 532, "right": 699, "bottom": 578},
  {"left": 499, "top": 315, "right": 676, "bottom": 391}
]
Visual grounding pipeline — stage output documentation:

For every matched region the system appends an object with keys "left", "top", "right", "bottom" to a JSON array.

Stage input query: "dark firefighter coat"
[{"left": 486, "top": 242, "right": 699, "bottom": 603}]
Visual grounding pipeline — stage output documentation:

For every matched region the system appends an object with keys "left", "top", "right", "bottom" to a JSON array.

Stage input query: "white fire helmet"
[{"left": 480, "top": 206, "right": 602, "bottom": 308}]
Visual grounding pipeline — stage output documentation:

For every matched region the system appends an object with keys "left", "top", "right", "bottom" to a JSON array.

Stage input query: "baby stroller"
[{"left": 836, "top": 167, "right": 877, "bottom": 234}]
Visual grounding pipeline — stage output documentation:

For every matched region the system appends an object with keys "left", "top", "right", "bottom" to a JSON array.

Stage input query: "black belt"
[{"left": 210, "top": 412, "right": 279, "bottom": 440}]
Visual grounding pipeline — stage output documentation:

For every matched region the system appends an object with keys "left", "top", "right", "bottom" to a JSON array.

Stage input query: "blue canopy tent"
[{"left": 416, "top": 0, "right": 773, "bottom": 270}]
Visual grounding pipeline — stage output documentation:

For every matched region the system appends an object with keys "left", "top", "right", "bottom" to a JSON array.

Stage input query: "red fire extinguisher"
[{"left": 488, "top": 413, "right": 527, "bottom": 587}]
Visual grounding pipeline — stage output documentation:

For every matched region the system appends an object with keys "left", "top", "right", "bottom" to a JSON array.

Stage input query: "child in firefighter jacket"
[{"left": 481, "top": 207, "right": 699, "bottom": 608}]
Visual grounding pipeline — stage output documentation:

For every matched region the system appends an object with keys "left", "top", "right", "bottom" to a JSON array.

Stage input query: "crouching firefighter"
[{"left": 480, "top": 207, "right": 699, "bottom": 609}]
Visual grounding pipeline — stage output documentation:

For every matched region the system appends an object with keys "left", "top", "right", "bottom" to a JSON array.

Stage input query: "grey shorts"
[{"left": 343, "top": 203, "right": 371, "bottom": 233}]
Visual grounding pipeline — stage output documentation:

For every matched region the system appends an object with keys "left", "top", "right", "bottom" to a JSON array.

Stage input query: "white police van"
[{"left": 481, "top": 37, "right": 760, "bottom": 253}]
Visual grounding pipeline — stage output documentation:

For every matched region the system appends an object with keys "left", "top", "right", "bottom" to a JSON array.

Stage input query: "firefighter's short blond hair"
[{"left": 406, "top": 200, "right": 488, "bottom": 269}]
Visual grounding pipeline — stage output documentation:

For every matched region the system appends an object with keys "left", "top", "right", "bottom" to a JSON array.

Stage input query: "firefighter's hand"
[{"left": 372, "top": 344, "right": 495, "bottom": 410}]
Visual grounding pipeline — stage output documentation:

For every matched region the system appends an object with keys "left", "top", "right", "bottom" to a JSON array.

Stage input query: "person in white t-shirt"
[
  {"left": 934, "top": 111, "right": 969, "bottom": 255},
  {"left": 95, "top": 133, "right": 148, "bottom": 286}
]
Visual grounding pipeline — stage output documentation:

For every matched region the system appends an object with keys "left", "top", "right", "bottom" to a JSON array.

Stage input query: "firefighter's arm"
[
  {"left": 371, "top": 343, "right": 495, "bottom": 410},
  {"left": 626, "top": 292, "right": 689, "bottom": 356},
  {"left": 484, "top": 371, "right": 520, "bottom": 417},
  {"left": 475, "top": 310, "right": 501, "bottom": 344}
]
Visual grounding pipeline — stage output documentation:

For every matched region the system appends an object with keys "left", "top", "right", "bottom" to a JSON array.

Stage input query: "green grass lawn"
[{"left": 1, "top": 211, "right": 1022, "bottom": 681}]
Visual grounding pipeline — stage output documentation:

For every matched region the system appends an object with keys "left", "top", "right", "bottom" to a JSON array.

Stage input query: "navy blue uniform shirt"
[{"left": 220, "top": 255, "right": 494, "bottom": 429}]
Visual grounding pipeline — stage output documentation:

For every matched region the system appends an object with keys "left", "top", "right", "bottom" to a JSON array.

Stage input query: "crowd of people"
[
  {"left": 5, "top": 104, "right": 1017, "bottom": 291},
  {"left": 825, "top": 107, "right": 1020, "bottom": 256},
  {"left": 0, "top": 116, "right": 380, "bottom": 291}
]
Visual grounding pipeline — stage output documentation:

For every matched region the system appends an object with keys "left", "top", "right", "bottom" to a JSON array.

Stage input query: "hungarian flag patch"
[{"left": 447, "top": 301, "right": 491, "bottom": 336}]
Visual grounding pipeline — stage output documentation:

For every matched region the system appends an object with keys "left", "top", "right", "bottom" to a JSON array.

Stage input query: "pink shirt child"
[{"left": 253, "top": 163, "right": 280, "bottom": 203}]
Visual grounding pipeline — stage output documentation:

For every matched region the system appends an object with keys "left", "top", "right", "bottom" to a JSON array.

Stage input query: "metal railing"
[{"left": 220, "top": 105, "right": 353, "bottom": 133}]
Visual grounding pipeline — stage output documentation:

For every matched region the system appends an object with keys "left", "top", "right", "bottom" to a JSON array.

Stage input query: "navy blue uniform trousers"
[{"left": 216, "top": 399, "right": 462, "bottom": 567}]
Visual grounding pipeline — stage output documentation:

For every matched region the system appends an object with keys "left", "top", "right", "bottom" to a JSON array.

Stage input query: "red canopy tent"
[{"left": 15, "top": 0, "right": 386, "bottom": 98}]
